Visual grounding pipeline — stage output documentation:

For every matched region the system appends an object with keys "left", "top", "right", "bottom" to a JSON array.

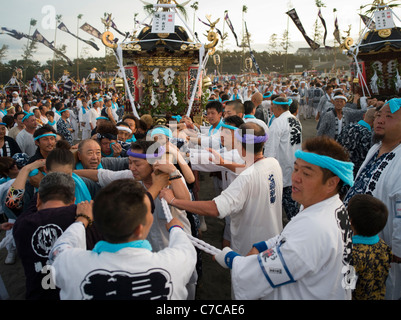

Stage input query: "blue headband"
[
  {"left": 171, "top": 115, "right": 182, "bottom": 123},
  {"left": 221, "top": 121, "right": 238, "bottom": 131},
  {"left": 22, "top": 113, "right": 35, "bottom": 122},
  {"left": 263, "top": 92, "right": 273, "bottom": 98},
  {"left": 0, "top": 122, "right": 6, "bottom": 126},
  {"left": 59, "top": 109, "right": 70, "bottom": 113},
  {"left": 96, "top": 117, "right": 110, "bottom": 121},
  {"left": 234, "top": 129, "right": 269, "bottom": 144},
  {"left": 127, "top": 146, "right": 166, "bottom": 159},
  {"left": 295, "top": 150, "right": 354, "bottom": 187},
  {"left": 273, "top": 99, "right": 293, "bottom": 106},
  {"left": 34, "top": 133, "right": 57, "bottom": 141},
  {"left": 385, "top": 98, "right": 401, "bottom": 114},
  {"left": 151, "top": 127, "right": 173, "bottom": 139}
]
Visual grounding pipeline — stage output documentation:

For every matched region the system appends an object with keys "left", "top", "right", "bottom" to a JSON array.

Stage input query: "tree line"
[{"left": 0, "top": 44, "right": 351, "bottom": 86}]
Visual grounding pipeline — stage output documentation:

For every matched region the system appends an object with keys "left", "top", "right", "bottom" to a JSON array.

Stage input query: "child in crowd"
[{"left": 348, "top": 194, "right": 393, "bottom": 300}]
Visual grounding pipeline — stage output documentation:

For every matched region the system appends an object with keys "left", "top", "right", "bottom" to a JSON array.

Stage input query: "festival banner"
[
  {"left": 359, "top": 14, "right": 376, "bottom": 30},
  {"left": 0, "top": 27, "right": 28, "bottom": 40},
  {"left": 58, "top": 22, "right": 100, "bottom": 51},
  {"left": 333, "top": 17, "right": 341, "bottom": 45},
  {"left": 318, "top": 9, "right": 328, "bottom": 48},
  {"left": 224, "top": 11, "right": 241, "bottom": 48},
  {"left": 80, "top": 23, "right": 103, "bottom": 40},
  {"left": 32, "top": 29, "right": 73, "bottom": 66},
  {"left": 124, "top": 66, "right": 139, "bottom": 102},
  {"left": 286, "top": 8, "right": 320, "bottom": 51},
  {"left": 188, "top": 66, "right": 202, "bottom": 101}
]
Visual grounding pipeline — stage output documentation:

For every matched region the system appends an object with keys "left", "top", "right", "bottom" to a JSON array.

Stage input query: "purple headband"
[
  {"left": 127, "top": 146, "right": 166, "bottom": 159},
  {"left": 234, "top": 129, "right": 268, "bottom": 144}
]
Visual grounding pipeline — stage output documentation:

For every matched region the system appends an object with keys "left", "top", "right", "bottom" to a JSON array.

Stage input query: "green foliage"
[{"left": 140, "top": 77, "right": 187, "bottom": 116}]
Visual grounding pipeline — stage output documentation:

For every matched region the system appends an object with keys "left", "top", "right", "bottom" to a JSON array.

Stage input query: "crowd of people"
[{"left": 0, "top": 73, "right": 400, "bottom": 301}]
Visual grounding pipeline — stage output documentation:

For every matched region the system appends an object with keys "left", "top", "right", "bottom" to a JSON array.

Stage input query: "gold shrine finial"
[
  {"left": 101, "top": 13, "right": 118, "bottom": 49},
  {"left": 373, "top": 0, "right": 386, "bottom": 6},
  {"left": 204, "top": 15, "right": 220, "bottom": 55}
]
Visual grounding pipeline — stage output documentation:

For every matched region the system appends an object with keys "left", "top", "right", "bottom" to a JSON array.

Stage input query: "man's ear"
[
  {"left": 36, "top": 193, "right": 42, "bottom": 210},
  {"left": 326, "top": 175, "right": 341, "bottom": 194},
  {"left": 133, "top": 224, "right": 144, "bottom": 239}
]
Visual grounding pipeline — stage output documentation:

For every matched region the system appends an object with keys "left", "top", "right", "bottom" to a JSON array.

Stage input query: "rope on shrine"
[{"left": 160, "top": 198, "right": 221, "bottom": 256}]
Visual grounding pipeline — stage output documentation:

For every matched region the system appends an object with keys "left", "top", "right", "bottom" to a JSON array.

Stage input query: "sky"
[{"left": 0, "top": 0, "right": 398, "bottom": 65}]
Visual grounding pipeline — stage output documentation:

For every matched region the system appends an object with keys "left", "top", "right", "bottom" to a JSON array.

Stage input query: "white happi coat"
[
  {"left": 49, "top": 222, "right": 197, "bottom": 300},
  {"left": 213, "top": 158, "right": 283, "bottom": 256},
  {"left": 189, "top": 148, "right": 244, "bottom": 190},
  {"left": 347, "top": 143, "right": 401, "bottom": 300},
  {"left": 78, "top": 106, "right": 92, "bottom": 140},
  {"left": 230, "top": 195, "right": 353, "bottom": 300},
  {"left": 263, "top": 111, "right": 302, "bottom": 188}
]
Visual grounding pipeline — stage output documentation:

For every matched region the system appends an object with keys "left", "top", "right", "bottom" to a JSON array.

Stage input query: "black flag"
[
  {"left": 224, "top": 11, "right": 241, "bottom": 48},
  {"left": 58, "top": 22, "right": 100, "bottom": 51},
  {"left": 359, "top": 14, "right": 376, "bottom": 30},
  {"left": 80, "top": 23, "right": 103, "bottom": 40},
  {"left": 286, "top": 8, "right": 320, "bottom": 51},
  {"left": 1, "top": 27, "right": 29, "bottom": 40},
  {"left": 32, "top": 29, "right": 73, "bottom": 66},
  {"left": 333, "top": 17, "right": 341, "bottom": 45},
  {"left": 318, "top": 9, "right": 328, "bottom": 47}
]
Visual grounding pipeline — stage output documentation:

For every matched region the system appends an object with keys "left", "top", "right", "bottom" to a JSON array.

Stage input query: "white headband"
[
  {"left": 117, "top": 126, "right": 132, "bottom": 134},
  {"left": 333, "top": 95, "right": 347, "bottom": 102}
]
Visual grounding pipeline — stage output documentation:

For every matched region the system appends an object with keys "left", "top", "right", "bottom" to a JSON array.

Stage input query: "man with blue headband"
[
  {"left": 264, "top": 97, "right": 302, "bottom": 221},
  {"left": 344, "top": 98, "right": 401, "bottom": 300},
  {"left": 214, "top": 136, "right": 355, "bottom": 300},
  {"left": 161, "top": 122, "right": 283, "bottom": 257},
  {"left": 27, "top": 125, "right": 57, "bottom": 164}
]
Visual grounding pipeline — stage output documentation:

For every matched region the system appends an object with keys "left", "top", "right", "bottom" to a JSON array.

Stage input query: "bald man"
[{"left": 252, "top": 92, "right": 269, "bottom": 125}]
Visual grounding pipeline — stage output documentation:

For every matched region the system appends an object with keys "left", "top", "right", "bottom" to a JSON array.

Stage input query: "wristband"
[
  {"left": 215, "top": 247, "right": 238, "bottom": 269},
  {"left": 169, "top": 197, "right": 176, "bottom": 205},
  {"left": 252, "top": 241, "right": 268, "bottom": 253},
  {"left": 76, "top": 213, "right": 93, "bottom": 227},
  {"left": 169, "top": 175, "right": 182, "bottom": 181},
  {"left": 168, "top": 225, "right": 183, "bottom": 233},
  {"left": 169, "top": 169, "right": 180, "bottom": 178},
  {"left": 28, "top": 169, "right": 40, "bottom": 177}
]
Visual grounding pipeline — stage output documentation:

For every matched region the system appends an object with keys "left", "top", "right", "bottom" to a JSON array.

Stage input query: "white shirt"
[
  {"left": 213, "top": 158, "right": 283, "bottom": 256},
  {"left": 49, "top": 222, "right": 197, "bottom": 300},
  {"left": 90, "top": 107, "right": 102, "bottom": 129},
  {"left": 78, "top": 106, "right": 91, "bottom": 132},
  {"left": 16, "top": 129, "right": 36, "bottom": 157},
  {"left": 190, "top": 148, "right": 244, "bottom": 190},
  {"left": 231, "top": 195, "right": 353, "bottom": 300},
  {"left": 264, "top": 111, "right": 302, "bottom": 188}
]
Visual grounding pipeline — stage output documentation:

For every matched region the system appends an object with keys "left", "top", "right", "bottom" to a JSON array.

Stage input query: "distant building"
[{"left": 295, "top": 47, "right": 335, "bottom": 56}]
